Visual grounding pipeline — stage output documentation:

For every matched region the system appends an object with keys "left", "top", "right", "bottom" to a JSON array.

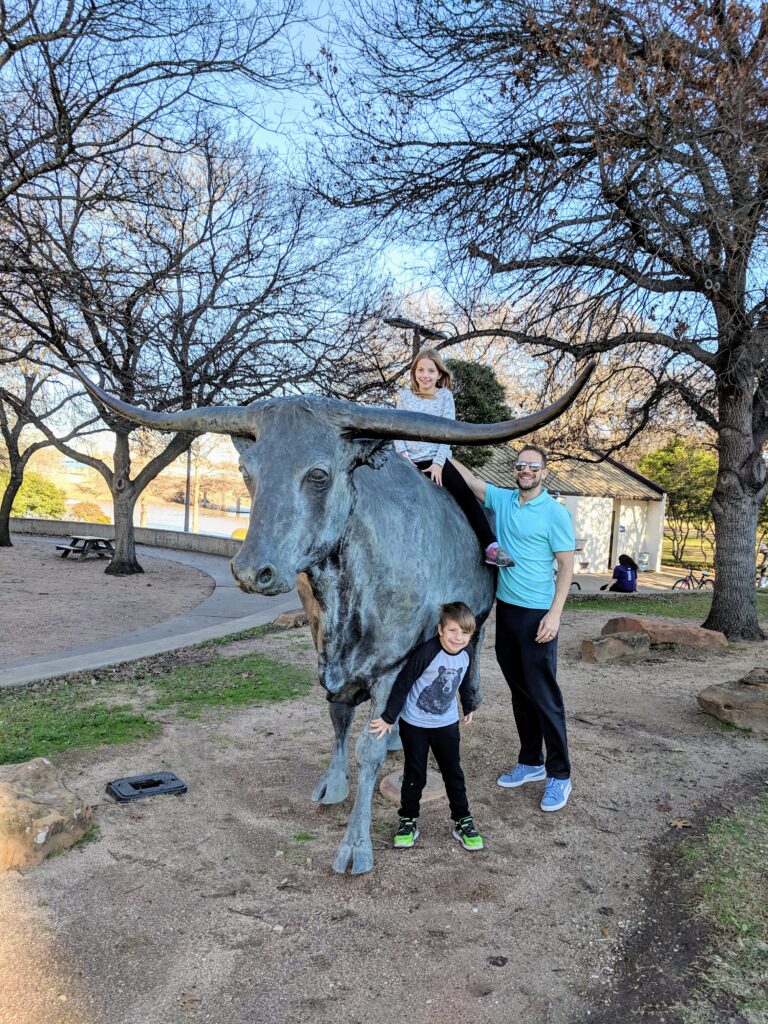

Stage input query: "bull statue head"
[{"left": 73, "top": 363, "right": 595, "bottom": 596}]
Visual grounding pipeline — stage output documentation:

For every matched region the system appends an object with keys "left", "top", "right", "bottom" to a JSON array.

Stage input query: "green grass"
[
  {"left": 566, "top": 591, "right": 768, "bottom": 622},
  {"left": 678, "top": 795, "right": 768, "bottom": 1023},
  {"left": 0, "top": 685, "right": 159, "bottom": 765},
  {"left": 146, "top": 652, "right": 313, "bottom": 718},
  {"left": 199, "top": 624, "right": 276, "bottom": 648},
  {"left": 0, "top": 644, "right": 314, "bottom": 763}
]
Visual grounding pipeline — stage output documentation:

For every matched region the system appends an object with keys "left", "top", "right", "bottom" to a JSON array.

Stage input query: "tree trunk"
[
  {"left": 0, "top": 472, "right": 23, "bottom": 547},
  {"left": 705, "top": 483, "right": 761, "bottom": 639},
  {"left": 703, "top": 384, "right": 765, "bottom": 640},
  {"left": 105, "top": 434, "right": 143, "bottom": 576}
]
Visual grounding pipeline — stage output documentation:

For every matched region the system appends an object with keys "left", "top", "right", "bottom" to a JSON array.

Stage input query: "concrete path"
[
  {"left": 0, "top": 543, "right": 300, "bottom": 689},
  {"left": 0, "top": 538, "right": 687, "bottom": 690}
]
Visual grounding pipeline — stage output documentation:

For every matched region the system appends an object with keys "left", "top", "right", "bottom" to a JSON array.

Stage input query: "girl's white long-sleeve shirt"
[{"left": 393, "top": 387, "right": 455, "bottom": 466}]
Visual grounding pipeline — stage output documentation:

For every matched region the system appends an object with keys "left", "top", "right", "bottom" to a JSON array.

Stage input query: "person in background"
[{"left": 600, "top": 554, "right": 638, "bottom": 593}]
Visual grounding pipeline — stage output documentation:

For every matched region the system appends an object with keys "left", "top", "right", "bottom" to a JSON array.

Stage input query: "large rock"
[
  {"left": 581, "top": 632, "right": 651, "bottom": 664},
  {"left": 698, "top": 679, "right": 768, "bottom": 735},
  {"left": 739, "top": 667, "right": 768, "bottom": 687},
  {"left": 601, "top": 616, "right": 727, "bottom": 649},
  {"left": 0, "top": 757, "right": 93, "bottom": 871},
  {"left": 272, "top": 608, "right": 310, "bottom": 628}
]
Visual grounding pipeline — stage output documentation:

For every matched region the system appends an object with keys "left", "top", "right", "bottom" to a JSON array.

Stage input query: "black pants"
[
  {"left": 494, "top": 600, "right": 571, "bottom": 779},
  {"left": 398, "top": 718, "right": 470, "bottom": 821},
  {"left": 415, "top": 459, "right": 495, "bottom": 550}
]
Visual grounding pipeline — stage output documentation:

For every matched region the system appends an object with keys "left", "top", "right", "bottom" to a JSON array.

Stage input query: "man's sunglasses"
[{"left": 515, "top": 461, "right": 542, "bottom": 471}]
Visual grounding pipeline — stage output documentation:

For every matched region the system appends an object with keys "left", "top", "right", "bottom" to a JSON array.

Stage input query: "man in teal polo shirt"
[{"left": 454, "top": 444, "right": 575, "bottom": 811}]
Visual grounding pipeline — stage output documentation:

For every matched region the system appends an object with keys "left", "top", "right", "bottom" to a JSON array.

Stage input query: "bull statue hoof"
[
  {"left": 332, "top": 837, "right": 374, "bottom": 875},
  {"left": 310, "top": 770, "right": 349, "bottom": 805}
]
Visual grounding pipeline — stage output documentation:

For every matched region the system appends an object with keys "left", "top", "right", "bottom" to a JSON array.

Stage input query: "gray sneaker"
[{"left": 497, "top": 763, "right": 547, "bottom": 788}]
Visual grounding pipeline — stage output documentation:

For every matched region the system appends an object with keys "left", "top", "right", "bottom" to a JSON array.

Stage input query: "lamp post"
[
  {"left": 383, "top": 316, "right": 449, "bottom": 357},
  {"left": 183, "top": 447, "right": 192, "bottom": 533}
]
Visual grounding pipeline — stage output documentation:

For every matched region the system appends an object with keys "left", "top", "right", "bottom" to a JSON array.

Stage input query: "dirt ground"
[
  {"left": 0, "top": 538, "right": 214, "bottom": 664},
  {"left": 1, "top": 603, "right": 767, "bottom": 1024}
]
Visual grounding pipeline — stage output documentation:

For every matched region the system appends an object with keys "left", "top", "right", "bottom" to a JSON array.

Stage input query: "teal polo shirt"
[{"left": 485, "top": 484, "right": 575, "bottom": 608}]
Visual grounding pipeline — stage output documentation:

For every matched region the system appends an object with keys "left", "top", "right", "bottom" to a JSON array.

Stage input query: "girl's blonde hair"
[{"left": 409, "top": 347, "right": 452, "bottom": 395}]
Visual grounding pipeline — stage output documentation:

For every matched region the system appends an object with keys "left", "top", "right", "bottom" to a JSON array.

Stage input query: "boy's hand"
[
  {"left": 461, "top": 712, "right": 474, "bottom": 725},
  {"left": 369, "top": 718, "right": 392, "bottom": 739},
  {"left": 423, "top": 463, "right": 443, "bottom": 486}
]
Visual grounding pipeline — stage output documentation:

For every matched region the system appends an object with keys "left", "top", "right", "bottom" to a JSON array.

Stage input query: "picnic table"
[{"left": 56, "top": 535, "right": 115, "bottom": 560}]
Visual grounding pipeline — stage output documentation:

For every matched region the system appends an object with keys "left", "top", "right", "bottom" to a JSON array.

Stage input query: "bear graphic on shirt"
[{"left": 416, "top": 665, "right": 463, "bottom": 716}]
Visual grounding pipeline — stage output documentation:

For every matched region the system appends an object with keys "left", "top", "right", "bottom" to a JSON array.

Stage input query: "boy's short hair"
[{"left": 439, "top": 601, "right": 476, "bottom": 634}]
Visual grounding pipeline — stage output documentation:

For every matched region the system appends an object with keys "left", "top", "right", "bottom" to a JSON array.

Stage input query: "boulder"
[
  {"left": 379, "top": 769, "right": 446, "bottom": 805},
  {"left": 601, "top": 616, "right": 727, "bottom": 649},
  {"left": 739, "top": 667, "right": 768, "bottom": 687},
  {"left": 581, "top": 632, "right": 651, "bottom": 664},
  {"left": 0, "top": 757, "right": 93, "bottom": 871},
  {"left": 272, "top": 608, "right": 310, "bottom": 628},
  {"left": 697, "top": 681, "right": 768, "bottom": 735}
]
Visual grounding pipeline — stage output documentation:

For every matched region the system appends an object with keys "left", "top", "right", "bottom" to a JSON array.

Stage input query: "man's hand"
[{"left": 535, "top": 610, "right": 561, "bottom": 643}]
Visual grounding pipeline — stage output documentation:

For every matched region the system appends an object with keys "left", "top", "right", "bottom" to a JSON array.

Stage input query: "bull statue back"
[{"left": 75, "top": 364, "right": 593, "bottom": 874}]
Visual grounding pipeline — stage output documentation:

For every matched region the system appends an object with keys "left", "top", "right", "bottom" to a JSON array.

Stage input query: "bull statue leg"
[
  {"left": 331, "top": 684, "right": 395, "bottom": 875},
  {"left": 311, "top": 702, "right": 355, "bottom": 804}
]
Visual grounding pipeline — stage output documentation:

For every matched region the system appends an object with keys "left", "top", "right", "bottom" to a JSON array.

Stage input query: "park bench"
[{"left": 56, "top": 535, "right": 115, "bottom": 560}]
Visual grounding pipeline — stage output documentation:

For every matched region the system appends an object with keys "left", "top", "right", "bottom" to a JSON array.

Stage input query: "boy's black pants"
[
  {"left": 398, "top": 718, "right": 470, "bottom": 822},
  {"left": 494, "top": 600, "right": 571, "bottom": 779},
  {"left": 414, "top": 458, "right": 495, "bottom": 550}
]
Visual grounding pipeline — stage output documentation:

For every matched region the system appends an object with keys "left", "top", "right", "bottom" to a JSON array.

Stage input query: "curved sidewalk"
[{"left": 0, "top": 543, "right": 300, "bottom": 689}]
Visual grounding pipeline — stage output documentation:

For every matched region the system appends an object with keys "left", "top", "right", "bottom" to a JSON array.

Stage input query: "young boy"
[{"left": 369, "top": 601, "right": 484, "bottom": 852}]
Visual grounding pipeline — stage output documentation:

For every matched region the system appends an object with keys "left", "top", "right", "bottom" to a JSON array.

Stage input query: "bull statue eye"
[{"left": 307, "top": 467, "right": 329, "bottom": 484}]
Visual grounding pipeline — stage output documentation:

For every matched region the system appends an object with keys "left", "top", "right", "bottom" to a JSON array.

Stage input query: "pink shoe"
[{"left": 485, "top": 543, "right": 515, "bottom": 568}]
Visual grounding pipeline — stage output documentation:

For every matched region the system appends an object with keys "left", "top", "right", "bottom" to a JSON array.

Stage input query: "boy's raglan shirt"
[{"left": 381, "top": 636, "right": 475, "bottom": 729}]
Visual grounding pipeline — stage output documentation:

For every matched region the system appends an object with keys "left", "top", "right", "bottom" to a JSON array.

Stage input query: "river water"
[{"left": 69, "top": 499, "right": 251, "bottom": 539}]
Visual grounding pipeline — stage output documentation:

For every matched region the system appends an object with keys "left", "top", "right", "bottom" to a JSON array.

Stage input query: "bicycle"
[
  {"left": 755, "top": 548, "right": 768, "bottom": 589},
  {"left": 671, "top": 565, "right": 714, "bottom": 590}
]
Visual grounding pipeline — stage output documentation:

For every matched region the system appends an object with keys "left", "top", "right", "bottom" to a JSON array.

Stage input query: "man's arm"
[
  {"left": 450, "top": 458, "right": 488, "bottom": 502},
  {"left": 535, "top": 550, "right": 574, "bottom": 643}
]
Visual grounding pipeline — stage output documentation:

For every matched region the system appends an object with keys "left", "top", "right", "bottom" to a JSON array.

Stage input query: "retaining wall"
[{"left": 10, "top": 517, "right": 241, "bottom": 558}]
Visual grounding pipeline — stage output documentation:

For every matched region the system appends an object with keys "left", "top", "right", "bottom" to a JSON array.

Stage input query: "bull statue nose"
[
  {"left": 254, "top": 564, "right": 277, "bottom": 588},
  {"left": 230, "top": 555, "right": 282, "bottom": 594}
]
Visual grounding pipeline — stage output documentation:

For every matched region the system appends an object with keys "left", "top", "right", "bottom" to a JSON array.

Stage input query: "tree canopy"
[{"left": 312, "top": 0, "right": 768, "bottom": 638}]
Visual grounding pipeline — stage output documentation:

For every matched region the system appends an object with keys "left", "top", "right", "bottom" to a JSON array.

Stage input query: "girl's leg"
[
  {"left": 440, "top": 460, "right": 496, "bottom": 550},
  {"left": 428, "top": 722, "right": 470, "bottom": 821},
  {"left": 398, "top": 719, "right": 430, "bottom": 819}
]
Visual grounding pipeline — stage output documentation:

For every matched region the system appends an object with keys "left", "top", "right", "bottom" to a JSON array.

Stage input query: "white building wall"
[
  {"left": 614, "top": 500, "right": 646, "bottom": 563},
  {"left": 561, "top": 495, "right": 614, "bottom": 573},
  {"left": 556, "top": 493, "right": 665, "bottom": 573}
]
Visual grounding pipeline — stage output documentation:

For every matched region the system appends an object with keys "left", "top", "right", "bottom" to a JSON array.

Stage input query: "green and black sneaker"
[
  {"left": 452, "top": 816, "right": 484, "bottom": 851},
  {"left": 393, "top": 817, "right": 419, "bottom": 849}
]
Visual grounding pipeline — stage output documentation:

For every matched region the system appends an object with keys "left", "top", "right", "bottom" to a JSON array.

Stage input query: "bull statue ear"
[
  {"left": 352, "top": 437, "right": 391, "bottom": 470},
  {"left": 230, "top": 435, "right": 254, "bottom": 455}
]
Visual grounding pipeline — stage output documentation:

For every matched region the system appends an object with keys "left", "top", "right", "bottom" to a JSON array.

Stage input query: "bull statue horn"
[
  {"left": 72, "top": 367, "right": 258, "bottom": 437},
  {"left": 73, "top": 359, "right": 595, "bottom": 445},
  {"left": 338, "top": 359, "right": 597, "bottom": 444}
]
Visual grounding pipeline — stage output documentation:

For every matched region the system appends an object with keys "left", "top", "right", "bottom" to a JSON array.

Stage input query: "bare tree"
[
  {"left": 0, "top": 347, "right": 99, "bottom": 545},
  {"left": 312, "top": 0, "right": 768, "bottom": 638},
  {"left": 1, "top": 133, "right": 374, "bottom": 573},
  {"left": 0, "top": 0, "right": 299, "bottom": 208}
]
